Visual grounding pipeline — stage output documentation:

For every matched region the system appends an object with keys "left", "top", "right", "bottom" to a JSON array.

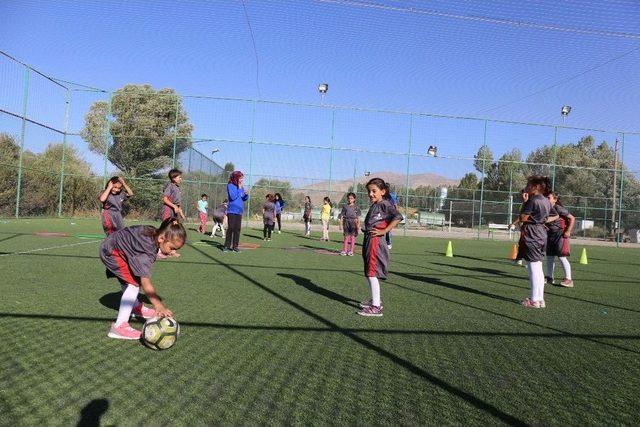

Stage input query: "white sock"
[
  {"left": 529, "top": 261, "right": 544, "bottom": 302},
  {"left": 368, "top": 277, "right": 381, "bottom": 307},
  {"left": 115, "top": 284, "right": 140, "bottom": 326},
  {"left": 546, "top": 256, "right": 555, "bottom": 279},
  {"left": 559, "top": 257, "right": 572, "bottom": 280}
]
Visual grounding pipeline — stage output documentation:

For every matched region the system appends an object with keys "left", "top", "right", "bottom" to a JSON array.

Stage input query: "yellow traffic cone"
[
  {"left": 445, "top": 241, "right": 453, "bottom": 257},
  {"left": 510, "top": 244, "right": 518, "bottom": 260},
  {"left": 579, "top": 248, "right": 588, "bottom": 265}
]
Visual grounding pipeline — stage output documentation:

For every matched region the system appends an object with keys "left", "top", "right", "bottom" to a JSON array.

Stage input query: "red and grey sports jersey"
[
  {"left": 102, "top": 192, "right": 129, "bottom": 212},
  {"left": 100, "top": 225, "right": 159, "bottom": 286},
  {"left": 547, "top": 204, "right": 570, "bottom": 233},
  {"left": 521, "top": 194, "right": 551, "bottom": 262},
  {"left": 101, "top": 192, "right": 130, "bottom": 234},
  {"left": 341, "top": 204, "right": 361, "bottom": 220},
  {"left": 263, "top": 201, "right": 276, "bottom": 225},
  {"left": 364, "top": 199, "right": 402, "bottom": 232},
  {"left": 161, "top": 182, "right": 182, "bottom": 220}
]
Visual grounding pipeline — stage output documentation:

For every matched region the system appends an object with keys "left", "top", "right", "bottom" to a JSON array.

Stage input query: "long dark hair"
[
  {"left": 526, "top": 175, "right": 552, "bottom": 197},
  {"left": 143, "top": 218, "right": 187, "bottom": 243},
  {"left": 548, "top": 191, "right": 564, "bottom": 207},
  {"left": 229, "top": 170, "right": 243, "bottom": 186},
  {"left": 366, "top": 178, "right": 391, "bottom": 200}
]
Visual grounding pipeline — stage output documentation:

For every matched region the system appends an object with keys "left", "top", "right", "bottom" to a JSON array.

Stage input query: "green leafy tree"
[
  {"left": 81, "top": 84, "right": 193, "bottom": 177},
  {"left": 0, "top": 133, "right": 20, "bottom": 215}
]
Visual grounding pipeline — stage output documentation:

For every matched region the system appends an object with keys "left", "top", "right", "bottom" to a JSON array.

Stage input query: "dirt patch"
[
  {"left": 35, "top": 232, "right": 69, "bottom": 238},
  {"left": 238, "top": 243, "right": 260, "bottom": 250}
]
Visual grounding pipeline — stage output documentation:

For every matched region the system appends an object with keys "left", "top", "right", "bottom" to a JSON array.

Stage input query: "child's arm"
[
  {"left": 140, "top": 277, "right": 173, "bottom": 318},
  {"left": 564, "top": 213, "right": 575, "bottom": 237},
  {"left": 339, "top": 216, "right": 344, "bottom": 230},
  {"left": 369, "top": 218, "right": 401, "bottom": 237},
  {"left": 99, "top": 181, "right": 113, "bottom": 203},
  {"left": 545, "top": 214, "right": 559, "bottom": 223},
  {"left": 120, "top": 177, "right": 133, "bottom": 196},
  {"left": 163, "top": 195, "right": 185, "bottom": 218}
]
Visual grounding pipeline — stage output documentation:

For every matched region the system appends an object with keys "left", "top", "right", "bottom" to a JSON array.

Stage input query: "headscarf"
[{"left": 229, "top": 170, "right": 244, "bottom": 186}]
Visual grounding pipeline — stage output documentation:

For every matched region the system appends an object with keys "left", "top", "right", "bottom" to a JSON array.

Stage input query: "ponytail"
[{"left": 153, "top": 218, "right": 187, "bottom": 243}]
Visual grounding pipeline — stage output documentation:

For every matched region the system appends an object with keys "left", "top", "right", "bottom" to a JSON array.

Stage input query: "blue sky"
[{"left": 1, "top": 0, "right": 639, "bottom": 182}]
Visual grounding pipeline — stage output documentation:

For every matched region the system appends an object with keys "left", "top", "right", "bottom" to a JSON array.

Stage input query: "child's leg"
[
  {"left": 220, "top": 222, "right": 226, "bottom": 238},
  {"left": 528, "top": 261, "right": 545, "bottom": 302},
  {"left": 546, "top": 256, "right": 555, "bottom": 279},
  {"left": 350, "top": 235, "right": 356, "bottom": 253},
  {"left": 367, "top": 276, "right": 381, "bottom": 307},
  {"left": 342, "top": 236, "right": 349, "bottom": 253},
  {"left": 115, "top": 284, "right": 140, "bottom": 326},
  {"left": 267, "top": 224, "right": 273, "bottom": 239},
  {"left": 559, "top": 257, "right": 572, "bottom": 280},
  {"left": 263, "top": 224, "right": 268, "bottom": 239}
]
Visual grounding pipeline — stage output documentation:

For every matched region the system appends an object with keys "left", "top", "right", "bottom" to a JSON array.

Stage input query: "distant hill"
[{"left": 299, "top": 171, "right": 459, "bottom": 205}]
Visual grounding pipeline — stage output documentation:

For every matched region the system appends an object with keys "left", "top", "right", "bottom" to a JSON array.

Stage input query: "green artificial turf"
[{"left": 0, "top": 218, "right": 638, "bottom": 426}]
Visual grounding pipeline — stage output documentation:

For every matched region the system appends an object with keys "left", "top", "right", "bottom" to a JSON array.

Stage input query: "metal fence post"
[
  {"left": 171, "top": 95, "right": 180, "bottom": 168},
  {"left": 328, "top": 108, "right": 336, "bottom": 198},
  {"left": 102, "top": 94, "right": 113, "bottom": 187},
  {"left": 14, "top": 65, "right": 30, "bottom": 218},
  {"left": 551, "top": 126, "right": 558, "bottom": 189},
  {"left": 245, "top": 100, "right": 256, "bottom": 224},
  {"left": 616, "top": 133, "right": 626, "bottom": 248},
  {"left": 477, "top": 120, "right": 488, "bottom": 239},
  {"left": 57, "top": 88, "right": 71, "bottom": 217},
  {"left": 403, "top": 114, "right": 413, "bottom": 237}
]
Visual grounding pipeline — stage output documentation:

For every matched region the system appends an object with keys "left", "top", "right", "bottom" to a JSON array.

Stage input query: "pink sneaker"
[
  {"left": 357, "top": 306, "right": 383, "bottom": 317},
  {"left": 360, "top": 298, "right": 384, "bottom": 309},
  {"left": 132, "top": 304, "right": 156, "bottom": 320},
  {"left": 560, "top": 279, "right": 574, "bottom": 288},
  {"left": 108, "top": 322, "right": 142, "bottom": 340},
  {"left": 521, "top": 298, "right": 542, "bottom": 309}
]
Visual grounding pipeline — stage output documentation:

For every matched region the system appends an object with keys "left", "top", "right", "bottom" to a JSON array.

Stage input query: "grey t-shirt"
[
  {"left": 100, "top": 225, "right": 158, "bottom": 279},
  {"left": 213, "top": 203, "right": 227, "bottom": 220},
  {"left": 263, "top": 201, "right": 276, "bottom": 223},
  {"left": 364, "top": 199, "right": 403, "bottom": 232},
  {"left": 548, "top": 204, "right": 569, "bottom": 233},
  {"left": 163, "top": 182, "right": 181, "bottom": 206},
  {"left": 522, "top": 194, "right": 551, "bottom": 225},
  {"left": 341, "top": 204, "right": 361, "bottom": 221},
  {"left": 103, "top": 192, "right": 129, "bottom": 212}
]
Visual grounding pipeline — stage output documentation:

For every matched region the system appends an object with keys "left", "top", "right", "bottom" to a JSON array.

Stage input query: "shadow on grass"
[
  {"left": 2, "top": 311, "right": 639, "bottom": 340},
  {"left": 0, "top": 233, "right": 21, "bottom": 244},
  {"left": 393, "top": 259, "right": 640, "bottom": 314},
  {"left": 77, "top": 399, "right": 109, "bottom": 427},
  {"left": 185, "top": 243, "right": 528, "bottom": 426},
  {"left": 429, "top": 262, "right": 523, "bottom": 280},
  {"left": 99, "top": 291, "right": 153, "bottom": 311},
  {"left": 278, "top": 273, "right": 360, "bottom": 308},
  {"left": 394, "top": 271, "right": 519, "bottom": 304},
  {"left": 385, "top": 277, "right": 640, "bottom": 355}
]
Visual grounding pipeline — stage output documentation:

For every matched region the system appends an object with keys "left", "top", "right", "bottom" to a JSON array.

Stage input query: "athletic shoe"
[
  {"left": 387, "top": 245, "right": 392, "bottom": 250},
  {"left": 233, "top": 248, "right": 241, "bottom": 253},
  {"left": 210, "top": 233, "right": 216, "bottom": 238},
  {"left": 559, "top": 279, "right": 574, "bottom": 288},
  {"left": 222, "top": 248, "right": 231, "bottom": 253},
  {"left": 108, "top": 322, "right": 141, "bottom": 340},
  {"left": 277, "top": 230, "right": 281, "bottom": 234},
  {"left": 521, "top": 298, "right": 542, "bottom": 309},
  {"left": 357, "top": 306, "right": 383, "bottom": 317},
  {"left": 340, "top": 251, "right": 347, "bottom": 256},
  {"left": 132, "top": 304, "right": 156, "bottom": 320},
  {"left": 348, "top": 252, "right": 354, "bottom": 256},
  {"left": 267, "top": 238, "right": 272, "bottom": 241},
  {"left": 545, "top": 276, "right": 554, "bottom": 285},
  {"left": 540, "top": 300, "right": 546, "bottom": 308},
  {"left": 360, "top": 298, "right": 384, "bottom": 309}
]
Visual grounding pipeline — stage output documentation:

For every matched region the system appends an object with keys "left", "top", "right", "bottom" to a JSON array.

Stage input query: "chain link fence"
[{"left": 2, "top": 51, "right": 639, "bottom": 243}]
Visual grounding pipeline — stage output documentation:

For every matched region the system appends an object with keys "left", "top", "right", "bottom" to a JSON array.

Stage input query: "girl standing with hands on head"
[
  {"left": 99, "top": 176, "right": 133, "bottom": 235},
  {"left": 358, "top": 178, "right": 403, "bottom": 317},
  {"left": 225, "top": 171, "right": 249, "bottom": 253},
  {"left": 520, "top": 175, "right": 552, "bottom": 309}
]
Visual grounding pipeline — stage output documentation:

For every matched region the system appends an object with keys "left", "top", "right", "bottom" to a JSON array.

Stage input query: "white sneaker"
[
  {"left": 277, "top": 230, "right": 281, "bottom": 234},
  {"left": 387, "top": 245, "right": 392, "bottom": 250}
]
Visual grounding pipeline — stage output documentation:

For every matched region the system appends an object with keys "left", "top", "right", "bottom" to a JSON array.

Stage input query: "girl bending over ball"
[{"left": 100, "top": 218, "right": 186, "bottom": 340}]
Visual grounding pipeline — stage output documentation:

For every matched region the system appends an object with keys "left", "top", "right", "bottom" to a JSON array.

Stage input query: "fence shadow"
[{"left": 278, "top": 273, "right": 360, "bottom": 308}]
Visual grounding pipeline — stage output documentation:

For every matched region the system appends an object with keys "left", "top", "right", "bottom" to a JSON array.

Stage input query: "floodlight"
[{"left": 427, "top": 145, "right": 438, "bottom": 157}]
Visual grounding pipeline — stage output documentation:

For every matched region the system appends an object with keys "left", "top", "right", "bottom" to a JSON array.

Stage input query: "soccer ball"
[{"left": 142, "top": 317, "right": 180, "bottom": 350}]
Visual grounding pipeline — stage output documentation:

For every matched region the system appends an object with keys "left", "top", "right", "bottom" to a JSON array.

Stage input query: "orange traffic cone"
[{"left": 510, "top": 244, "right": 518, "bottom": 260}]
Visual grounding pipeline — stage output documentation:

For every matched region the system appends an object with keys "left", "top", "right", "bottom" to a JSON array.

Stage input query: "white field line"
[{"left": 0, "top": 239, "right": 100, "bottom": 257}]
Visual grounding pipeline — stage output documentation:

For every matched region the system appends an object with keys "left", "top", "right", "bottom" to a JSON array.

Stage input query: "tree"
[
  {"left": 248, "top": 178, "right": 293, "bottom": 216},
  {"left": 81, "top": 84, "right": 193, "bottom": 177},
  {"left": 458, "top": 172, "right": 478, "bottom": 190},
  {"left": 0, "top": 133, "right": 20, "bottom": 215}
]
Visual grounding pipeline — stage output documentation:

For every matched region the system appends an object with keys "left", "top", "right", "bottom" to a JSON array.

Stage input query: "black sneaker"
[
  {"left": 233, "top": 248, "right": 241, "bottom": 253},
  {"left": 222, "top": 248, "right": 231, "bottom": 253}
]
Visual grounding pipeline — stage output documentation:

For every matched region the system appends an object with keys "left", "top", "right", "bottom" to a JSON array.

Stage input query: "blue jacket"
[{"left": 227, "top": 183, "right": 248, "bottom": 215}]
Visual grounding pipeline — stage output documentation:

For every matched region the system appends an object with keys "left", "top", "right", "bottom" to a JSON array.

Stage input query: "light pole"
[{"left": 318, "top": 83, "right": 328, "bottom": 105}]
